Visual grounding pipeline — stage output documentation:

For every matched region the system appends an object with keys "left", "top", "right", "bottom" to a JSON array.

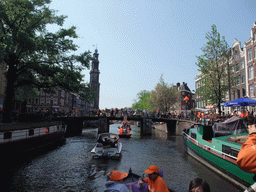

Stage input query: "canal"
[{"left": 3, "top": 123, "right": 242, "bottom": 192}]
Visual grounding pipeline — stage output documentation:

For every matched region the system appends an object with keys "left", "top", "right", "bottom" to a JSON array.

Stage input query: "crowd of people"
[{"left": 104, "top": 165, "right": 211, "bottom": 192}]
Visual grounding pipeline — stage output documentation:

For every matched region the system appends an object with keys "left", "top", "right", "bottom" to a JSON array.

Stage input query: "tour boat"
[
  {"left": 91, "top": 133, "right": 122, "bottom": 159},
  {"left": 183, "top": 116, "right": 255, "bottom": 190}
]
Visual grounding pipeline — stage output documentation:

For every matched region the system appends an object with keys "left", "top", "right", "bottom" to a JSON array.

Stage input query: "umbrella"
[{"left": 222, "top": 97, "right": 256, "bottom": 107}]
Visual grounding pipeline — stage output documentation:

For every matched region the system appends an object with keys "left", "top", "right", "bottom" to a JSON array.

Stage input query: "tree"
[
  {"left": 196, "top": 24, "right": 230, "bottom": 115},
  {"left": 0, "top": 0, "right": 93, "bottom": 122},
  {"left": 132, "top": 90, "right": 150, "bottom": 112},
  {"left": 148, "top": 75, "right": 178, "bottom": 113}
]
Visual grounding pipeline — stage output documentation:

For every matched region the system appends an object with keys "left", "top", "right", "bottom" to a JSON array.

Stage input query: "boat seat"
[{"left": 96, "top": 143, "right": 103, "bottom": 147}]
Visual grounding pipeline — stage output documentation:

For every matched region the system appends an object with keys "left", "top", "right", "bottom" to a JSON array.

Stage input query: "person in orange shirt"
[
  {"left": 245, "top": 109, "right": 250, "bottom": 117},
  {"left": 139, "top": 165, "right": 169, "bottom": 192},
  {"left": 237, "top": 117, "right": 256, "bottom": 173},
  {"left": 239, "top": 111, "right": 245, "bottom": 118},
  {"left": 119, "top": 127, "right": 123, "bottom": 135}
]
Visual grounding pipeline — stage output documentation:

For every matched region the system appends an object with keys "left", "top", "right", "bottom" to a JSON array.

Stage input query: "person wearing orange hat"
[
  {"left": 139, "top": 165, "right": 169, "bottom": 192},
  {"left": 105, "top": 170, "right": 132, "bottom": 192}
]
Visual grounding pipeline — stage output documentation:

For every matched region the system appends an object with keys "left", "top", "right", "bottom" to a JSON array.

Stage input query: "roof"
[{"left": 178, "top": 82, "right": 191, "bottom": 92}]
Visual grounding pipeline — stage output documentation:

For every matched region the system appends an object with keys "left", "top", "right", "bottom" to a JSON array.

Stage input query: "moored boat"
[
  {"left": 0, "top": 121, "right": 67, "bottom": 156},
  {"left": 183, "top": 116, "right": 255, "bottom": 190},
  {"left": 91, "top": 133, "right": 122, "bottom": 159}
]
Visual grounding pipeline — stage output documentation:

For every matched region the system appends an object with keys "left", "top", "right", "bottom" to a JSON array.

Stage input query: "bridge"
[{"left": 55, "top": 116, "right": 195, "bottom": 136}]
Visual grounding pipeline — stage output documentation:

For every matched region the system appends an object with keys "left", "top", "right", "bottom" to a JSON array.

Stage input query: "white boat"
[{"left": 91, "top": 133, "right": 122, "bottom": 159}]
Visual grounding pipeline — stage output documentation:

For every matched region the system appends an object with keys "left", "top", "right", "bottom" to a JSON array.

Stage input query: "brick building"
[{"left": 176, "top": 82, "right": 195, "bottom": 114}]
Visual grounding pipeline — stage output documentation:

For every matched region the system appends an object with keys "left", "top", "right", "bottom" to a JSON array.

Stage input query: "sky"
[{"left": 49, "top": 0, "right": 256, "bottom": 109}]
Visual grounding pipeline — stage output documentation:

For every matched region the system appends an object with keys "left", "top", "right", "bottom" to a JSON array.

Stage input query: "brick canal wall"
[{"left": 153, "top": 120, "right": 195, "bottom": 135}]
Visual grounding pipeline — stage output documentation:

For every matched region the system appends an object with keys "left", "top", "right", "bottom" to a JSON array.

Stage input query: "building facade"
[
  {"left": 176, "top": 82, "right": 195, "bottom": 114},
  {"left": 195, "top": 22, "right": 256, "bottom": 113}
]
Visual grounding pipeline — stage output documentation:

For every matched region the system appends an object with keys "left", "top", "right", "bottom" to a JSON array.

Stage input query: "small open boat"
[
  {"left": 118, "top": 122, "right": 132, "bottom": 138},
  {"left": 122, "top": 168, "right": 174, "bottom": 192},
  {"left": 118, "top": 127, "right": 132, "bottom": 138},
  {"left": 183, "top": 116, "right": 255, "bottom": 190},
  {"left": 91, "top": 133, "right": 122, "bottom": 159}
]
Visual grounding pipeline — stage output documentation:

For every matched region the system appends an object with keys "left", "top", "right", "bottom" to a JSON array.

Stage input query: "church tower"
[{"left": 90, "top": 49, "right": 100, "bottom": 110}]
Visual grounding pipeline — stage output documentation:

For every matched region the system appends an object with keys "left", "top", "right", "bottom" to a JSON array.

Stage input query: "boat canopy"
[{"left": 213, "top": 116, "right": 247, "bottom": 135}]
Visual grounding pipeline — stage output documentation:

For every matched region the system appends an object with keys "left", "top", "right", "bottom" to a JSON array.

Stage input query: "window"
[
  {"left": 235, "top": 63, "right": 239, "bottom": 72},
  {"left": 241, "top": 72, "right": 245, "bottom": 83},
  {"left": 240, "top": 60, "right": 244, "bottom": 69},
  {"left": 235, "top": 51, "right": 238, "bottom": 61},
  {"left": 41, "top": 91, "right": 45, "bottom": 96},
  {"left": 249, "top": 66, "right": 254, "bottom": 79},
  {"left": 237, "top": 89, "right": 241, "bottom": 98},
  {"left": 236, "top": 76, "right": 240, "bottom": 85},
  {"left": 248, "top": 49, "right": 253, "bottom": 61},
  {"left": 232, "top": 91, "right": 236, "bottom": 100},
  {"left": 250, "top": 84, "right": 255, "bottom": 97},
  {"left": 28, "top": 98, "right": 32, "bottom": 104},
  {"left": 53, "top": 91, "right": 58, "bottom": 96},
  {"left": 242, "top": 88, "right": 246, "bottom": 97},
  {"left": 35, "top": 98, "right": 39, "bottom": 105},
  {"left": 53, "top": 98, "right": 58, "bottom": 105},
  {"left": 40, "top": 98, "right": 45, "bottom": 105},
  {"left": 46, "top": 98, "right": 51, "bottom": 105}
]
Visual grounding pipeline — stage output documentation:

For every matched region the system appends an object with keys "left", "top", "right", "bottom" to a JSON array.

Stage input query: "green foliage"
[
  {"left": 196, "top": 24, "right": 230, "bottom": 114},
  {"left": 132, "top": 90, "right": 150, "bottom": 111},
  {"left": 148, "top": 74, "right": 178, "bottom": 113},
  {"left": 0, "top": 0, "right": 93, "bottom": 122}
]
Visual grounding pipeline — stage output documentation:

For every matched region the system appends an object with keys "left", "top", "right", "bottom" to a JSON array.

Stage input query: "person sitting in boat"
[
  {"left": 245, "top": 109, "right": 250, "bottom": 117},
  {"left": 97, "top": 136, "right": 103, "bottom": 143},
  {"left": 139, "top": 165, "right": 169, "bottom": 192},
  {"left": 105, "top": 171, "right": 132, "bottom": 192},
  {"left": 237, "top": 117, "right": 256, "bottom": 173},
  {"left": 102, "top": 138, "right": 112, "bottom": 147},
  {"left": 119, "top": 127, "right": 124, "bottom": 135},
  {"left": 239, "top": 111, "right": 245, "bottom": 118},
  {"left": 188, "top": 178, "right": 211, "bottom": 192}
]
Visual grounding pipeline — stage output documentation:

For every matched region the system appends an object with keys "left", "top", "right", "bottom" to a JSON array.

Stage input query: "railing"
[{"left": 0, "top": 125, "right": 65, "bottom": 143}]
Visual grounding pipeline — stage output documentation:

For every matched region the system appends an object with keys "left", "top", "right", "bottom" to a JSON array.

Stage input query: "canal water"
[{"left": 3, "top": 123, "right": 243, "bottom": 192}]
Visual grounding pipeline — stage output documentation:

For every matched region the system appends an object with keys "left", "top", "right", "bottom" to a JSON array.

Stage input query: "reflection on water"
[{"left": 4, "top": 123, "right": 242, "bottom": 192}]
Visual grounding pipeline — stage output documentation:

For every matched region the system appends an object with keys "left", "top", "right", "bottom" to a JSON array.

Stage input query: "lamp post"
[{"left": 184, "top": 96, "right": 189, "bottom": 119}]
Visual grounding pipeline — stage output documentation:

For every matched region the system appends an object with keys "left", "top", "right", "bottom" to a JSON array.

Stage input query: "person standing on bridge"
[{"left": 139, "top": 165, "right": 169, "bottom": 192}]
